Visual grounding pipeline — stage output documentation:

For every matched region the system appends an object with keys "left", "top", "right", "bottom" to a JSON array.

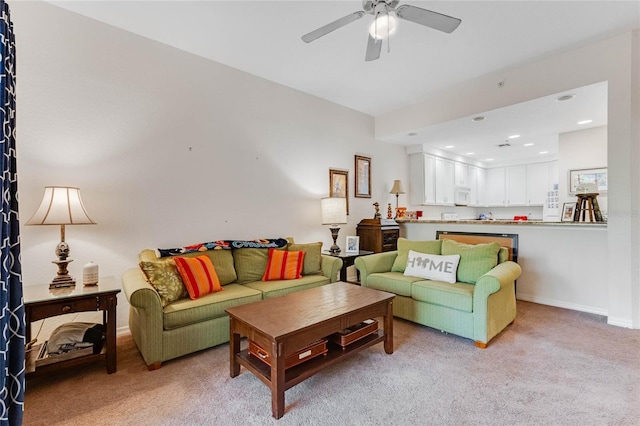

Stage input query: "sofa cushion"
[
  {"left": 441, "top": 239, "right": 500, "bottom": 284},
  {"left": 233, "top": 248, "right": 270, "bottom": 283},
  {"left": 243, "top": 274, "right": 330, "bottom": 299},
  {"left": 175, "top": 255, "right": 223, "bottom": 299},
  {"left": 411, "top": 280, "right": 475, "bottom": 313},
  {"left": 391, "top": 238, "right": 442, "bottom": 272},
  {"left": 262, "top": 248, "right": 305, "bottom": 281},
  {"left": 179, "top": 249, "right": 237, "bottom": 285},
  {"left": 139, "top": 258, "right": 188, "bottom": 307},
  {"left": 139, "top": 248, "right": 237, "bottom": 285},
  {"left": 364, "top": 272, "right": 422, "bottom": 297},
  {"left": 404, "top": 250, "right": 460, "bottom": 284},
  {"left": 162, "top": 284, "right": 262, "bottom": 330},
  {"left": 287, "top": 242, "right": 323, "bottom": 275}
]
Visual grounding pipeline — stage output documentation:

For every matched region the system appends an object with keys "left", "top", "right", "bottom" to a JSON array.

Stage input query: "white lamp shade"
[
  {"left": 390, "top": 180, "right": 405, "bottom": 195},
  {"left": 26, "top": 186, "right": 96, "bottom": 225},
  {"left": 321, "top": 197, "right": 347, "bottom": 225}
]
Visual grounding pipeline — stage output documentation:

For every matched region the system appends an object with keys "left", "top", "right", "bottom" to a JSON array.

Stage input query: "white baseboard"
[
  {"left": 606, "top": 316, "right": 634, "bottom": 329},
  {"left": 516, "top": 293, "right": 609, "bottom": 317},
  {"left": 117, "top": 326, "right": 131, "bottom": 337}
]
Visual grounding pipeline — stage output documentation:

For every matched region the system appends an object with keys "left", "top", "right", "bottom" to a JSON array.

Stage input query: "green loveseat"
[
  {"left": 355, "top": 238, "right": 521, "bottom": 348},
  {"left": 122, "top": 240, "right": 342, "bottom": 370}
]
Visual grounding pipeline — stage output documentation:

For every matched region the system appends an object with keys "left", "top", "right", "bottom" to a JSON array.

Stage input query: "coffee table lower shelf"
[{"left": 236, "top": 331, "right": 385, "bottom": 390}]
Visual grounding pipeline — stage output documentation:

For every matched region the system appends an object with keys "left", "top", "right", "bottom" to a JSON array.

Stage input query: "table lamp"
[
  {"left": 321, "top": 197, "right": 347, "bottom": 253},
  {"left": 390, "top": 180, "right": 405, "bottom": 218},
  {"left": 26, "top": 186, "right": 96, "bottom": 288}
]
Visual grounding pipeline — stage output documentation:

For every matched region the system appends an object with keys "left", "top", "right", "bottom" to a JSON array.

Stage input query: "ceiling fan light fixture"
[{"left": 369, "top": 11, "right": 398, "bottom": 40}]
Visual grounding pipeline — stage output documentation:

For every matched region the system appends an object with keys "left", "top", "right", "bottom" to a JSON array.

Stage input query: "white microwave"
[{"left": 454, "top": 186, "right": 471, "bottom": 206}]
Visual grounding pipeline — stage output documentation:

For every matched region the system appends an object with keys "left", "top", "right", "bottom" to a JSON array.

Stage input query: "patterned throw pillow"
[
  {"left": 287, "top": 242, "right": 322, "bottom": 275},
  {"left": 174, "top": 255, "right": 223, "bottom": 299},
  {"left": 441, "top": 239, "right": 500, "bottom": 284},
  {"left": 403, "top": 250, "right": 460, "bottom": 283},
  {"left": 262, "top": 248, "right": 305, "bottom": 281},
  {"left": 139, "top": 259, "right": 188, "bottom": 307}
]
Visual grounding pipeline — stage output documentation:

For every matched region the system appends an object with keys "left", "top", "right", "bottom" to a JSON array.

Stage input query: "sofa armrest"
[
  {"left": 121, "top": 268, "right": 164, "bottom": 367},
  {"left": 321, "top": 255, "right": 343, "bottom": 283},
  {"left": 473, "top": 261, "right": 522, "bottom": 344},
  {"left": 354, "top": 251, "right": 398, "bottom": 286}
]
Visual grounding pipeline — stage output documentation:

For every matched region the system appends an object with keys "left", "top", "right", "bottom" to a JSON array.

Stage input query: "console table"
[{"left": 24, "top": 276, "right": 120, "bottom": 375}]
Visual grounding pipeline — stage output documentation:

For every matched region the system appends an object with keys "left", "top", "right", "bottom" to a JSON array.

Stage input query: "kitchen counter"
[{"left": 396, "top": 219, "right": 606, "bottom": 227}]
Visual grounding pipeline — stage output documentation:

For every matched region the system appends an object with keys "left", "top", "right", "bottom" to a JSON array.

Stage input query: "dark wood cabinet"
[{"left": 356, "top": 219, "right": 400, "bottom": 253}]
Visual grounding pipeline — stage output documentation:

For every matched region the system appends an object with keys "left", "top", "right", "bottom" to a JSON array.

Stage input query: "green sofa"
[
  {"left": 122, "top": 240, "right": 342, "bottom": 370},
  {"left": 354, "top": 238, "right": 521, "bottom": 348}
]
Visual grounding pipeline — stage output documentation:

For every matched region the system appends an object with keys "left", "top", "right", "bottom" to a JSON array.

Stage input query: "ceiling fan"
[{"left": 301, "top": 0, "right": 461, "bottom": 61}]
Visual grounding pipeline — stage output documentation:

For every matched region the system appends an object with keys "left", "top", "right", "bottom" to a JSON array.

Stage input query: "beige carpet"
[{"left": 25, "top": 301, "right": 640, "bottom": 425}]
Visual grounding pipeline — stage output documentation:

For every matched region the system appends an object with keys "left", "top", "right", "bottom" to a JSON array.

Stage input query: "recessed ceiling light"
[
  {"left": 466, "top": 152, "right": 475, "bottom": 155},
  {"left": 577, "top": 120, "right": 593, "bottom": 125},
  {"left": 408, "top": 132, "right": 418, "bottom": 136},
  {"left": 472, "top": 116, "right": 486, "bottom": 122},
  {"left": 444, "top": 145, "right": 454, "bottom": 149},
  {"left": 539, "top": 151, "right": 549, "bottom": 154},
  {"left": 508, "top": 134, "right": 520, "bottom": 139},
  {"left": 524, "top": 143, "right": 534, "bottom": 147},
  {"left": 556, "top": 94, "right": 576, "bottom": 102},
  {"left": 485, "top": 158, "right": 494, "bottom": 162}
]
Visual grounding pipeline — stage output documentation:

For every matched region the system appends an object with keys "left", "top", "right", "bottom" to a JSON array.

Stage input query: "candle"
[{"left": 83, "top": 261, "right": 99, "bottom": 286}]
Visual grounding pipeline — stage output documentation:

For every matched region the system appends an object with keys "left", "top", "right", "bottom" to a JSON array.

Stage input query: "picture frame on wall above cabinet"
[
  {"left": 354, "top": 155, "right": 371, "bottom": 198},
  {"left": 329, "top": 168, "right": 349, "bottom": 214},
  {"left": 569, "top": 167, "right": 607, "bottom": 195},
  {"left": 562, "top": 202, "right": 577, "bottom": 222}
]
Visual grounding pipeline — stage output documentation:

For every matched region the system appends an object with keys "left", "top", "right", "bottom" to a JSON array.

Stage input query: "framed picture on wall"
[
  {"left": 355, "top": 155, "right": 371, "bottom": 198},
  {"left": 345, "top": 236, "right": 359, "bottom": 253},
  {"left": 561, "top": 202, "right": 576, "bottom": 222},
  {"left": 568, "top": 167, "right": 607, "bottom": 195},
  {"left": 329, "top": 168, "right": 349, "bottom": 214}
]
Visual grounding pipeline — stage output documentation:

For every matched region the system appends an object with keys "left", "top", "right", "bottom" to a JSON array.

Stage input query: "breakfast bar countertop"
[{"left": 396, "top": 219, "right": 607, "bottom": 228}]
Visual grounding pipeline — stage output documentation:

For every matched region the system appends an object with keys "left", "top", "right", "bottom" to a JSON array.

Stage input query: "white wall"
[
  {"left": 11, "top": 1, "right": 408, "bottom": 329},
  {"left": 377, "top": 31, "right": 639, "bottom": 328},
  {"left": 558, "top": 126, "right": 608, "bottom": 214}
]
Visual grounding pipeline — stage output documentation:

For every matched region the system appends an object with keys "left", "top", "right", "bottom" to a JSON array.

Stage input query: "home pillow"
[
  {"left": 441, "top": 239, "right": 501, "bottom": 284},
  {"left": 288, "top": 242, "right": 322, "bottom": 275},
  {"left": 391, "top": 238, "right": 443, "bottom": 272},
  {"left": 174, "top": 255, "right": 223, "bottom": 299},
  {"left": 139, "top": 259, "right": 188, "bottom": 307},
  {"left": 403, "top": 250, "right": 460, "bottom": 283},
  {"left": 262, "top": 248, "right": 305, "bottom": 281}
]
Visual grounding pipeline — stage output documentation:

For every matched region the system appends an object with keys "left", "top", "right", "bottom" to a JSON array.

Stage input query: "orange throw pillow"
[
  {"left": 262, "top": 248, "right": 305, "bottom": 281},
  {"left": 174, "top": 255, "right": 223, "bottom": 299}
]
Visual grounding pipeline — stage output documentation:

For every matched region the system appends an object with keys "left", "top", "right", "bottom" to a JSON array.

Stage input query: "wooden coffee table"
[{"left": 226, "top": 282, "right": 395, "bottom": 419}]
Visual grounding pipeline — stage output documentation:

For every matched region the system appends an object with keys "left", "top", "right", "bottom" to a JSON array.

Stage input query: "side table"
[
  {"left": 323, "top": 250, "right": 374, "bottom": 283},
  {"left": 24, "top": 276, "right": 120, "bottom": 375}
]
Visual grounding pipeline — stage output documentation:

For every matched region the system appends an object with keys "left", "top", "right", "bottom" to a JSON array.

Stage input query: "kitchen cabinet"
[
  {"left": 506, "top": 165, "right": 527, "bottom": 206},
  {"left": 454, "top": 162, "right": 468, "bottom": 187},
  {"left": 435, "top": 157, "right": 455, "bottom": 205},
  {"left": 468, "top": 165, "right": 486, "bottom": 206},
  {"left": 486, "top": 167, "right": 506, "bottom": 206},
  {"left": 526, "top": 163, "right": 549, "bottom": 206},
  {"left": 409, "top": 153, "right": 435, "bottom": 205}
]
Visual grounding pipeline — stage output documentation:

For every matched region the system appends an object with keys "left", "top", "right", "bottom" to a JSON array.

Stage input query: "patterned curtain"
[{"left": 0, "top": 1, "right": 24, "bottom": 425}]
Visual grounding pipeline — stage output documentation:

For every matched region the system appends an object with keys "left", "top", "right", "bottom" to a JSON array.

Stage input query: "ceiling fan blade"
[
  {"left": 365, "top": 33, "right": 382, "bottom": 62},
  {"left": 396, "top": 5, "right": 461, "bottom": 33},
  {"left": 301, "top": 11, "right": 366, "bottom": 43}
]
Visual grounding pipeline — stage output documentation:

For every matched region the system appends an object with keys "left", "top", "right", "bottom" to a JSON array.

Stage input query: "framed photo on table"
[
  {"left": 561, "top": 202, "right": 576, "bottom": 222},
  {"left": 346, "top": 236, "right": 360, "bottom": 253},
  {"left": 354, "top": 155, "right": 371, "bottom": 198},
  {"left": 329, "top": 168, "right": 349, "bottom": 214}
]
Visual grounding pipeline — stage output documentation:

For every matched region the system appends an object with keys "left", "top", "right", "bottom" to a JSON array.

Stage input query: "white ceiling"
[{"left": 45, "top": 1, "right": 639, "bottom": 163}]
